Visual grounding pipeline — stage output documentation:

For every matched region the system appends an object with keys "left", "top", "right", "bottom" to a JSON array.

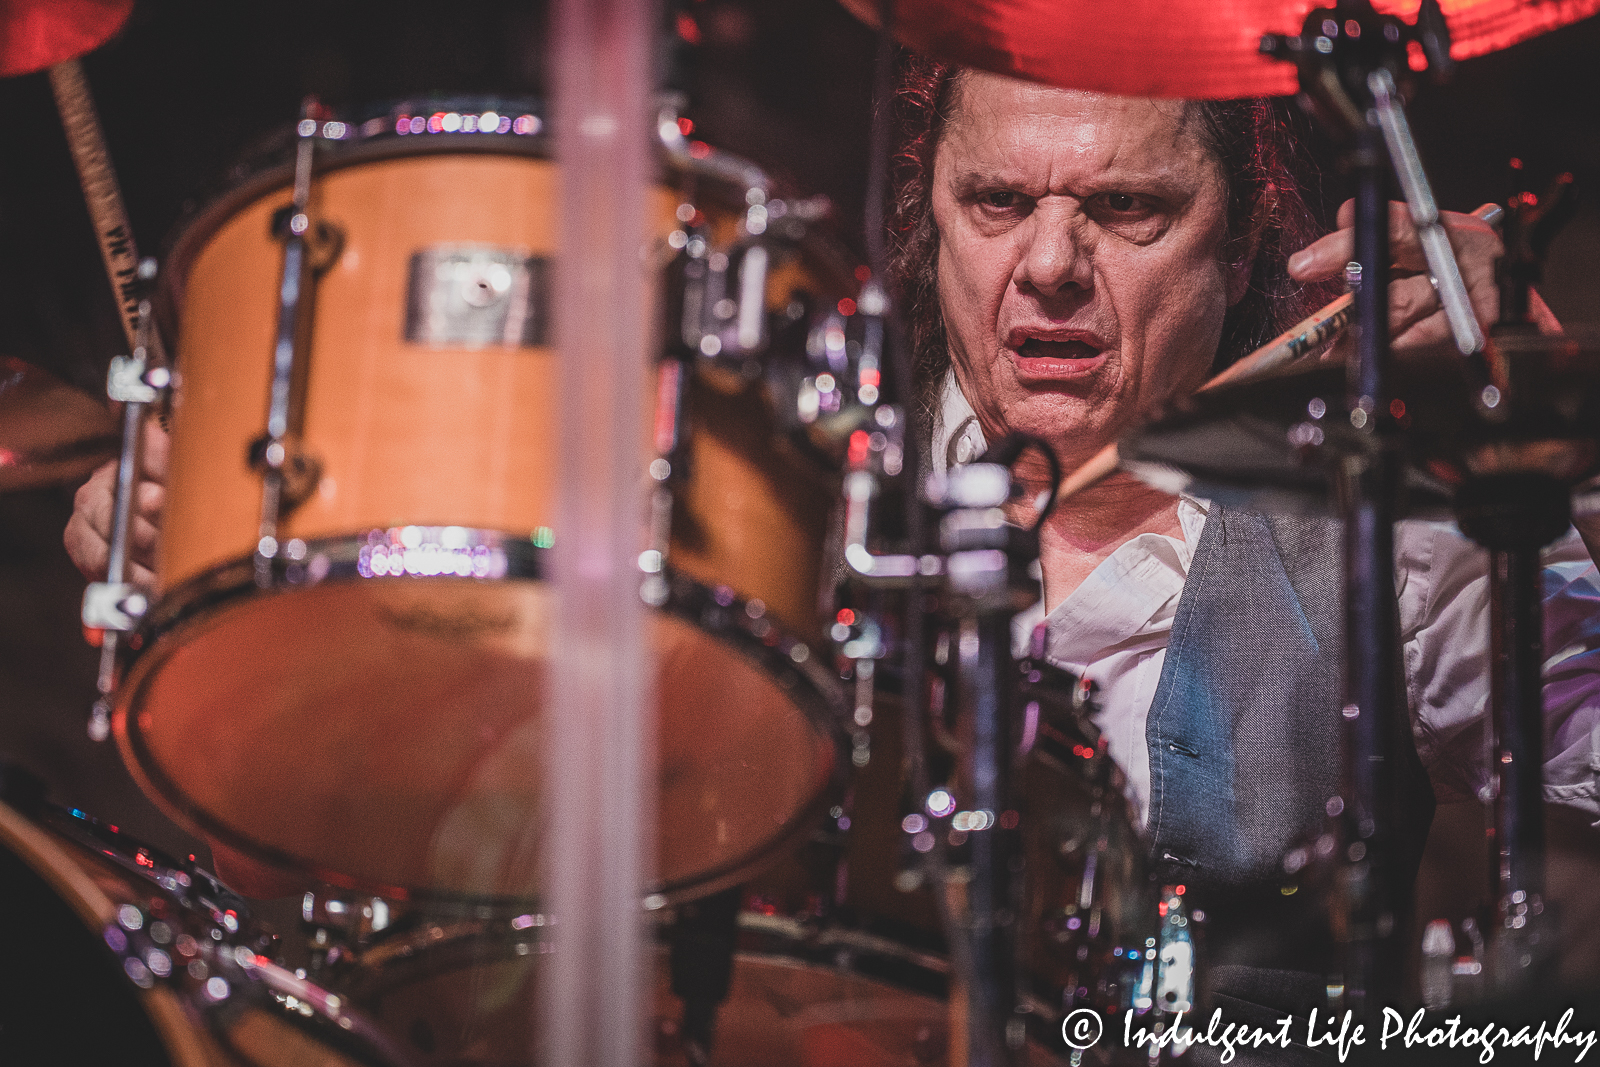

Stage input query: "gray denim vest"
[{"left": 1143, "top": 506, "right": 1435, "bottom": 992}]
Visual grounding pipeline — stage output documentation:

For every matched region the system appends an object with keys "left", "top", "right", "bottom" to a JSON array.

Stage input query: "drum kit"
[{"left": 2, "top": 0, "right": 1598, "bottom": 1065}]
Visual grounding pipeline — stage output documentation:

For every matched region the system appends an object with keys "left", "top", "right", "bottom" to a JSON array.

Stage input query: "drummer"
[
  {"left": 891, "top": 59, "right": 1600, "bottom": 1002},
  {"left": 63, "top": 61, "right": 1600, "bottom": 984}
]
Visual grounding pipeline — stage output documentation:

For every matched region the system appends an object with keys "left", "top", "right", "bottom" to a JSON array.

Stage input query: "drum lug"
[
  {"left": 270, "top": 206, "right": 344, "bottom": 274},
  {"left": 247, "top": 434, "right": 323, "bottom": 511},
  {"left": 254, "top": 99, "right": 329, "bottom": 563}
]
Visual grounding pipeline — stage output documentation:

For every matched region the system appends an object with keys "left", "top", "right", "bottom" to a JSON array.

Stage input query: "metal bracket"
[
  {"left": 82, "top": 581, "right": 147, "bottom": 632},
  {"left": 106, "top": 354, "right": 170, "bottom": 404},
  {"left": 246, "top": 436, "right": 322, "bottom": 512}
]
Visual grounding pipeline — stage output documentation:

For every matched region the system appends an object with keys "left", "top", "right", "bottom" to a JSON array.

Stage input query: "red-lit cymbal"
[
  {"left": 0, "top": 357, "right": 118, "bottom": 491},
  {"left": 841, "top": 0, "right": 1600, "bottom": 98},
  {"left": 0, "top": 0, "right": 133, "bottom": 78}
]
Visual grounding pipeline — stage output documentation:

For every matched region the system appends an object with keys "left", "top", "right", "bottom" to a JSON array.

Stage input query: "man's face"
[{"left": 931, "top": 74, "right": 1244, "bottom": 470}]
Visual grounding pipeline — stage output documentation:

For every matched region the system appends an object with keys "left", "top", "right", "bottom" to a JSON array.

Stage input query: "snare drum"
[
  {"left": 114, "top": 101, "right": 856, "bottom": 900},
  {"left": 0, "top": 796, "right": 406, "bottom": 1067}
]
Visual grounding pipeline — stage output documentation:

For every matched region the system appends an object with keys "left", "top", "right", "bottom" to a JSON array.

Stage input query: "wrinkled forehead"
[{"left": 939, "top": 71, "right": 1219, "bottom": 181}]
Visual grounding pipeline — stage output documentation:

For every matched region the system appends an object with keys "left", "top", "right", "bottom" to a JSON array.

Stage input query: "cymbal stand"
[
  {"left": 1452, "top": 176, "right": 1579, "bottom": 996},
  {"left": 846, "top": 433, "right": 1050, "bottom": 1067},
  {"left": 1263, "top": 0, "right": 1478, "bottom": 1014}
]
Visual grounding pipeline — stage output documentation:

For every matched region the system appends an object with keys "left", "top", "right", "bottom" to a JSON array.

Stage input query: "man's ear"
[
  {"left": 1225, "top": 251, "right": 1256, "bottom": 306},
  {"left": 1225, "top": 189, "right": 1272, "bottom": 306}
]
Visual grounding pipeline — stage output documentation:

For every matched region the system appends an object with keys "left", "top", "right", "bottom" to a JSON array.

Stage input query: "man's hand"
[
  {"left": 1288, "top": 199, "right": 1505, "bottom": 349},
  {"left": 64, "top": 417, "right": 167, "bottom": 591}
]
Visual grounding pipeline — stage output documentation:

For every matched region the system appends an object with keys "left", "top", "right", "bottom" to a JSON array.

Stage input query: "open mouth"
[
  {"left": 1007, "top": 334, "right": 1109, "bottom": 382},
  {"left": 1016, "top": 337, "right": 1100, "bottom": 361}
]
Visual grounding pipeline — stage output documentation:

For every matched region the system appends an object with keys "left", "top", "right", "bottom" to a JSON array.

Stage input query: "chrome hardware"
[
  {"left": 255, "top": 98, "right": 329, "bottom": 586},
  {"left": 1155, "top": 888, "right": 1196, "bottom": 1015},
  {"left": 106, "top": 354, "right": 167, "bottom": 404},
  {"left": 677, "top": 238, "right": 770, "bottom": 363},
  {"left": 640, "top": 360, "right": 688, "bottom": 605},
  {"left": 85, "top": 257, "right": 161, "bottom": 739},
  {"left": 404, "top": 245, "right": 548, "bottom": 347},
  {"left": 246, "top": 435, "right": 322, "bottom": 513},
  {"left": 82, "top": 581, "right": 147, "bottom": 632}
]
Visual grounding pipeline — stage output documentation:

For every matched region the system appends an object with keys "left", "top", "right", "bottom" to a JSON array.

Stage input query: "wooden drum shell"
[{"left": 117, "top": 135, "right": 852, "bottom": 901}]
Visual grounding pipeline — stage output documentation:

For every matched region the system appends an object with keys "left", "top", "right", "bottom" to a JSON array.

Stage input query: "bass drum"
[
  {"left": 115, "top": 100, "right": 857, "bottom": 901},
  {"left": 0, "top": 795, "right": 409, "bottom": 1067},
  {"left": 313, "top": 659, "right": 1179, "bottom": 1065}
]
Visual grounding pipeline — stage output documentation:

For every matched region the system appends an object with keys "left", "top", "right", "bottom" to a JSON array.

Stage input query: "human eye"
[
  {"left": 1091, "top": 191, "right": 1152, "bottom": 217},
  {"left": 1086, "top": 191, "right": 1166, "bottom": 242},
  {"left": 974, "top": 187, "right": 1031, "bottom": 217}
]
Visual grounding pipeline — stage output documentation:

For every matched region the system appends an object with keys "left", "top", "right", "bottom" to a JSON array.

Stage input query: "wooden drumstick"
[
  {"left": 1056, "top": 291, "right": 1355, "bottom": 502},
  {"left": 48, "top": 58, "right": 167, "bottom": 365}
]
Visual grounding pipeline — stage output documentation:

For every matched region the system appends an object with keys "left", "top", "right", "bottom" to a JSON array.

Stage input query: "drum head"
[{"left": 117, "top": 570, "right": 842, "bottom": 900}]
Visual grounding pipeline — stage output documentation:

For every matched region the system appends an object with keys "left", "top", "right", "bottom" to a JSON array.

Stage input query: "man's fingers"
[
  {"left": 1389, "top": 282, "right": 1469, "bottom": 350},
  {"left": 129, "top": 512, "right": 162, "bottom": 560},
  {"left": 64, "top": 446, "right": 166, "bottom": 585},
  {"left": 73, "top": 460, "right": 119, "bottom": 541},
  {"left": 1389, "top": 208, "right": 1503, "bottom": 279},
  {"left": 1297, "top": 201, "right": 1501, "bottom": 280},
  {"left": 1292, "top": 200, "right": 1505, "bottom": 347},
  {"left": 1387, "top": 274, "right": 1440, "bottom": 339},
  {"left": 140, "top": 417, "right": 170, "bottom": 483},
  {"left": 1286, "top": 227, "right": 1352, "bottom": 282},
  {"left": 1299, "top": 200, "right": 1417, "bottom": 279},
  {"left": 135, "top": 479, "right": 165, "bottom": 521},
  {"left": 126, "top": 561, "right": 156, "bottom": 592},
  {"left": 63, "top": 510, "right": 111, "bottom": 582}
]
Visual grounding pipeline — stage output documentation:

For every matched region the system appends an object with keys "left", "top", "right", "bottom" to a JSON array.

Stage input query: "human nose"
[{"left": 1013, "top": 201, "right": 1092, "bottom": 296}]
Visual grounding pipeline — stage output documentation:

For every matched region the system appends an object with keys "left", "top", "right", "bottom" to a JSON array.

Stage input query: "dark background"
[{"left": 0, "top": 0, "right": 1597, "bottom": 887}]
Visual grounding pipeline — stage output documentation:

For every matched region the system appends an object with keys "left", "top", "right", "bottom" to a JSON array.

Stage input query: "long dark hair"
[{"left": 888, "top": 53, "right": 1339, "bottom": 425}]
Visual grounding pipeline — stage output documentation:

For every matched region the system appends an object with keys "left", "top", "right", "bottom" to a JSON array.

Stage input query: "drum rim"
[
  {"left": 113, "top": 531, "right": 850, "bottom": 906},
  {"left": 333, "top": 916, "right": 1079, "bottom": 1061},
  {"left": 336, "top": 906, "right": 952, "bottom": 1004},
  {"left": 154, "top": 110, "right": 807, "bottom": 344}
]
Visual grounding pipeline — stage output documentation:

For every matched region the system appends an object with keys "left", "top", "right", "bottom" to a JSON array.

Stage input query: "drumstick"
[
  {"left": 1055, "top": 292, "right": 1354, "bottom": 501},
  {"left": 48, "top": 58, "right": 167, "bottom": 365}
]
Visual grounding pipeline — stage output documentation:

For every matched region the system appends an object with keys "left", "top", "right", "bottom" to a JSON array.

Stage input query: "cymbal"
[
  {"left": 0, "top": 0, "right": 133, "bottom": 78},
  {"left": 1120, "top": 331, "right": 1600, "bottom": 513},
  {"left": 0, "top": 357, "right": 118, "bottom": 492},
  {"left": 840, "top": 0, "right": 1600, "bottom": 98}
]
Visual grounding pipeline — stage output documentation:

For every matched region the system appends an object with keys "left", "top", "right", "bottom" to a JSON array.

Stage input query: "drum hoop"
[
  {"left": 113, "top": 531, "right": 849, "bottom": 905},
  {"left": 338, "top": 906, "right": 952, "bottom": 1005},
  {"left": 155, "top": 120, "right": 785, "bottom": 345}
]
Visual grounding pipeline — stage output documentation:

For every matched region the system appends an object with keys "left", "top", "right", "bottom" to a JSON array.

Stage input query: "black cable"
[{"left": 977, "top": 432, "right": 1065, "bottom": 531}]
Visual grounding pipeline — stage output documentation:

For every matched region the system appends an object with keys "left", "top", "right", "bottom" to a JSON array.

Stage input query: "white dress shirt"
[{"left": 932, "top": 373, "right": 1600, "bottom": 828}]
